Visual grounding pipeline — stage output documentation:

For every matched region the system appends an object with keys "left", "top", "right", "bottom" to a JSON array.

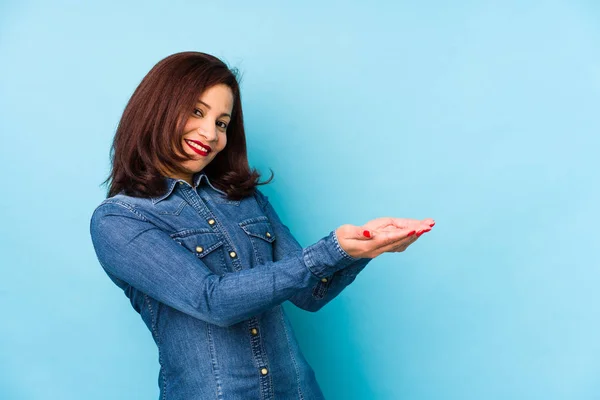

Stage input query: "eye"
[
  {"left": 193, "top": 108, "right": 203, "bottom": 117},
  {"left": 217, "top": 121, "right": 228, "bottom": 130}
]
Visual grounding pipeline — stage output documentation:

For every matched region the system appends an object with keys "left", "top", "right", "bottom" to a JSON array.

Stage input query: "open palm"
[{"left": 362, "top": 217, "right": 434, "bottom": 234}]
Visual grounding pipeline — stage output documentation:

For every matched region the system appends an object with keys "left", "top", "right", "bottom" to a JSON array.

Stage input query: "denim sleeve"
[
  {"left": 89, "top": 200, "right": 357, "bottom": 327},
  {"left": 254, "top": 189, "right": 372, "bottom": 312}
]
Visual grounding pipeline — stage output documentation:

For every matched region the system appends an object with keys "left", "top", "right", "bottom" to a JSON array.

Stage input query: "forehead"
[{"left": 198, "top": 84, "right": 234, "bottom": 111}]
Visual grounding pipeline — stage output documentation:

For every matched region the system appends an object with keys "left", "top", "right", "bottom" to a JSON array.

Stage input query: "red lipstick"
[{"left": 185, "top": 139, "right": 211, "bottom": 156}]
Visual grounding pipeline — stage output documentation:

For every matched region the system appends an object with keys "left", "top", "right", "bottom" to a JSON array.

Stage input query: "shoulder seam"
[{"left": 97, "top": 200, "right": 150, "bottom": 222}]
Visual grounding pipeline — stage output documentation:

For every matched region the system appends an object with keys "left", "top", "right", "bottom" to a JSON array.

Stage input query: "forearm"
[
  {"left": 287, "top": 256, "right": 371, "bottom": 312},
  {"left": 252, "top": 189, "right": 371, "bottom": 312}
]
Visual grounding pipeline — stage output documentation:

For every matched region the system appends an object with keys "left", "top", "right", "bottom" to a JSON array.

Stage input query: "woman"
[{"left": 89, "top": 51, "right": 435, "bottom": 400}]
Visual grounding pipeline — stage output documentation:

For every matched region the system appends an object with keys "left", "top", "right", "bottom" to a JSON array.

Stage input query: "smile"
[{"left": 185, "top": 139, "right": 211, "bottom": 156}]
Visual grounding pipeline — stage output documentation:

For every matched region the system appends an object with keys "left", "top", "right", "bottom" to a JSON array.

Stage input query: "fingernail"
[
  {"left": 407, "top": 230, "right": 416, "bottom": 236},
  {"left": 429, "top": 222, "right": 435, "bottom": 227},
  {"left": 363, "top": 230, "right": 371, "bottom": 238}
]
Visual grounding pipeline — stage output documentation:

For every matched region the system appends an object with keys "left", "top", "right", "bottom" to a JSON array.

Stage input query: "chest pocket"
[
  {"left": 238, "top": 216, "right": 276, "bottom": 265},
  {"left": 170, "top": 229, "right": 227, "bottom": 275}
]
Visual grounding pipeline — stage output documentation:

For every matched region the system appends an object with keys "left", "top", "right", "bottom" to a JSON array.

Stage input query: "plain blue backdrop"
[{"left": 1, "top": 1, "right": 599, "bottom": 399}]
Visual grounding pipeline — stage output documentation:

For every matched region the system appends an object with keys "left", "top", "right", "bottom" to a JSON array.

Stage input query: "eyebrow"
[{"left": 196, "top": 100, "right": 231, "bottom": 118}]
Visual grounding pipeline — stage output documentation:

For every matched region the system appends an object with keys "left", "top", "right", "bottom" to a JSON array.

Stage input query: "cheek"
[
  {"left": 215, "top": 134, "right": 227, "bottom": 152},
  {"left": 181, "top": 139, "right": 191, "bottom": 154},
  {"left": 182, "top": 120, "right": 196, "bottom": 133}
]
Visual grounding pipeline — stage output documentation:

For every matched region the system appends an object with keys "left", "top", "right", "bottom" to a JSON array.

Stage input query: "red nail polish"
[
  {"left": 363, "top": 230, "right": 371, "bottom": 238},
  {"left": 429, "top": 222, "right": 435, "bottom": 227},
  {"left": 407, "top": 230, "right": 416, "bottom": 236},
  {"left": 417, "top": 229, "right": 431, "bottom": 237}
]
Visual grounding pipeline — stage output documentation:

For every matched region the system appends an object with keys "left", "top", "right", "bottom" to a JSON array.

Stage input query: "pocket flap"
[
  {"left": 170, "top": 229, "right": 224, "bottom": 258},
  {"left": 239, "top": 217, "right": 276, "bottom": 243}
]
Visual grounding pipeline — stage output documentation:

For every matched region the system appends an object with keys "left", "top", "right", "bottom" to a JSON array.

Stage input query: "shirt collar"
[{"left": 151, "top": 171, "right": 227, "bottom": 204}]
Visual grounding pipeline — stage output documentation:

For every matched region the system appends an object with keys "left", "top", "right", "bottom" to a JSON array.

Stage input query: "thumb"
[{"left": 359, "top": 227, "right": 374, "bottom": 239}]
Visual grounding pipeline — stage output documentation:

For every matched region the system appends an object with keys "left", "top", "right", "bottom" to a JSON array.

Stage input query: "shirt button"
[
  {"left": 321, "top": 277, "right": 328, "bottom": 283},
  {"left": 208, "top": 219, "right": 216, "bottom": 225},
  {"left": 179, "top": 181, "right": 185, "bottom": 185},
  {"left": 251, "top": 328, "right": 258, "bottom": 335},
  {"left": 260, "top": 368, "right": 268, "bottom": 375},
  {"left": 195, "top": 246, "right": 203, "bottom": 253},
  {"left": 229, "top": 251, "right": 237, "bottom": 258},
  {"left": 266, "top": 232, "right": 271, "bottom": 238}
]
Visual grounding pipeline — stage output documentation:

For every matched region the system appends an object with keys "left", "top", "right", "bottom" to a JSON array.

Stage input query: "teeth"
[{"left": 187, "top": 140, "right": 209, "bottom": 152}]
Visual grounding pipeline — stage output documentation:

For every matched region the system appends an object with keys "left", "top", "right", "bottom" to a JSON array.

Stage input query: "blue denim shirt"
[{"left": 89, "top": 171, "right": 371, "bottom": 399}]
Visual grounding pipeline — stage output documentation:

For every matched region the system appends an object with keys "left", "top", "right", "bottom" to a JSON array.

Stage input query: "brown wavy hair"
[{"left": 101, "top": 51, "right": 273, "bottom": 201}]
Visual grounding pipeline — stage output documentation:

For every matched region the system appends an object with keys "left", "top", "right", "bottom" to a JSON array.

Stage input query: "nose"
[{"left": 196, "top": 126, "right": 217, "bottom": 142}]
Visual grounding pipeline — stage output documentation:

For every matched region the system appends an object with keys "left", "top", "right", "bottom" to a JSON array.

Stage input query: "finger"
[
  {"left": 386, "top": 218, "right": 433, "bottom": 232},
  {"left": 386, "top": 218, "right": 419, "bottom": 229},
  {"left": 422, "top": 218, "right": 436, "bottom": 227},
  {"left": 383, "top": 239, "right": 415, "bottom": 254},
  {"left": 388, "top": 243, "right": 409, "bottom": 253},
  {"left": 377, "top": 221, "right": 428, "bottom": 234},
  {"left": 382, "top": 221, "right": 434, "bottom": 253},
  {"left": 358, "top": 226, "right": 375, "bottom": 240},
  {"left": 363, "top": 217, "right": 432, "bottom": 232},
  {"left": 361, "top": 217, "right": 400, "bottom": 232},
  {"left": 389, "top": 218, "right": 435, "bottom": 230},
  {"left": 416, "top": 227, "right": 432, "bottom": 237},
  {"left": 384, "top": 234, "right": 419, "bottom": 253},
  {"left": 369, "top": 227, "right": 416, "bottom": 252}
]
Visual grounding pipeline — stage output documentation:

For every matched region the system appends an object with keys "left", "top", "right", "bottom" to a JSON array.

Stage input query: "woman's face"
[{"left": 167, "top": 83, "right": 234, "bottom": 183}]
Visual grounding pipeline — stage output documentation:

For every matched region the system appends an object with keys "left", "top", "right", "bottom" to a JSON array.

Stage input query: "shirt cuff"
[{"left": 302, "top": 229, "right": 360, "bottom": 279}]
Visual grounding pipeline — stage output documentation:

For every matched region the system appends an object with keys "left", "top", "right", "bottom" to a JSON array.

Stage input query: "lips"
[{"left": 184, "top": 139, "right": 211, "bottom": 153}]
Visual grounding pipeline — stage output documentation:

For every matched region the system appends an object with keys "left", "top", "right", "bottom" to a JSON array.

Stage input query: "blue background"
[{"left": 1, "top": 1, "right": 599, "bottom": 399}]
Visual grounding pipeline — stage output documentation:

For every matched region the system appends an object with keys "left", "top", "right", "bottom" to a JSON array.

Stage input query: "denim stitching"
[
  {"left": 331, "top": 229, "right": 360, "bottom": 262},
  {"left": 144, "top": 294, "right": 167, "bottom": 400},
  {"left": 278, "top": 306, "right": 305, "bottom": 400},
  {"left": 207, "top": 324, "right": 224, "bottom": 400},
  {"left": 100, "top": 199, "right": 149, "bottom": 221},
  {"left": 157, "top": 198, "right": 188, "bottom": 215}
]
